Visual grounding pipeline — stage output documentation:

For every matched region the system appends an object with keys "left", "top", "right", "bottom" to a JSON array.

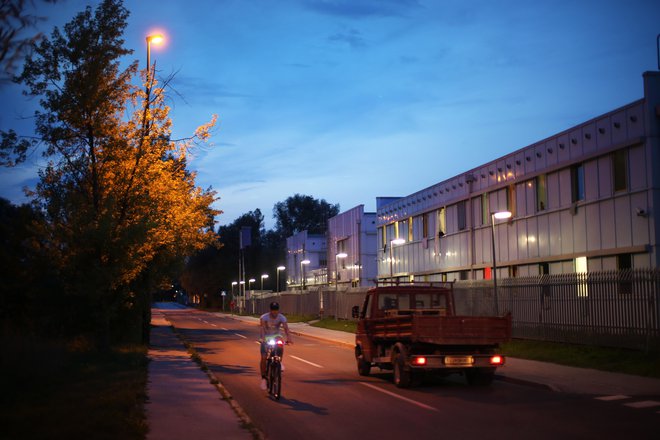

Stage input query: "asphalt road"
[{"left": 159, "top": 307, "right": 659, "bottom": 439}]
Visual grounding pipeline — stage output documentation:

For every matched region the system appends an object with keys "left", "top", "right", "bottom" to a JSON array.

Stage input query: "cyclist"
[{"left": 260, "top": 301, "right": 293, "bottom": 390}]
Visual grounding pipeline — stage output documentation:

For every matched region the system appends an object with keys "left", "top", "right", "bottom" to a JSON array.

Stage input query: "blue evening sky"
[{"left": 1, "top": 0, "right": 659, "bottom": 229}]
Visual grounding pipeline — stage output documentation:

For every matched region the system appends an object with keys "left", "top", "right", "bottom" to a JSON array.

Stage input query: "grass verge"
[
  {"left": 502, "top": 339, "right": 660, "bottom": 379},
  {"left": 0, "top": 337, "right": 148, "bottom": 440},
  {"left": 310, "top": 317, "right": 357, "bottom": 333}
]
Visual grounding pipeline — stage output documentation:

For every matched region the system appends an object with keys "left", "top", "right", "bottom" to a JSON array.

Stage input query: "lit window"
[{"left": 536, "top": 174, "right": 547, "bottom": 211}]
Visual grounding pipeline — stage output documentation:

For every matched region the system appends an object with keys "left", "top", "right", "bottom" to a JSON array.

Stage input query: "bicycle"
[{"left": 264, "top": 336, "right": 286, "bottom": 400}]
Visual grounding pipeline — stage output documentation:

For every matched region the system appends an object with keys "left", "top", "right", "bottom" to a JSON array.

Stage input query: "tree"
[
  {"left": 0, "top": 0, "right": 218, "bottom": 346},
  {"left": 0, "top": 0, "right": 59, "bottom": 82},
  {"left": 273, "top": 193, "right": 340, "bottom": 240}
]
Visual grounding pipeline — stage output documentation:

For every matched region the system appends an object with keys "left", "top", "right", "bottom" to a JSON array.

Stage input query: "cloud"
[
  {"left": 328, "top": 28, "right": 366, "bottom": 48},
  {"left": 303, "top": 0, "right": 422, "bottom": 18}
]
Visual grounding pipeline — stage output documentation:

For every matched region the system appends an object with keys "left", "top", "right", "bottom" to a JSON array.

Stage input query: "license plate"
[{"left": 444, "top": 356, "right": 474, "bottom": 366}]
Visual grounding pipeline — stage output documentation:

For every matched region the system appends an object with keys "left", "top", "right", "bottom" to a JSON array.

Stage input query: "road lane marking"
[
  {"left": 221, "top": 327, "right": 229, "bottom": 331},
  {"left": 290, "top": 355, "right": 324, "bottom": 368},
  {"left": 596, "top": 395, "right": 631, "bottom": 401},
  {"left": 210, "top": 323, "right": 217, "bottom": 327},
  {"left": 234, "top": 333, "right": 247, "bottom": 339},
  {"left": 359, "top": 382, "right": 439, "bottom": 412},
  {"left": 624, "top": 400, "right": 660, "bottom": 409},
  {"left": 202, "top": 320, "right": 209, "bottom": 324}
]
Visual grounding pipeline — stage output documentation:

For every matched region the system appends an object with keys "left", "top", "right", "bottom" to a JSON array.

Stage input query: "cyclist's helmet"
[{"left": 269, "top": 301, "right": 280, "bottom": 310}]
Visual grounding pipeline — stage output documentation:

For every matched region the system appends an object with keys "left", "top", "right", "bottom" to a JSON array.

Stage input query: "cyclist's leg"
[{"left": 260, "top": 343, "right": 267, "bottom": 378}]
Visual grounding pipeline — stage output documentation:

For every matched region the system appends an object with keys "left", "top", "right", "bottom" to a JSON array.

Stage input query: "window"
[
  {"left": 539, "top": 262, "right": 549, "bottom": 275},
  {"left": 481, "top": 193, "right": 489, "bottom": 225},
  {"left": 572, "top": 164, "right": 585, "bottom": 202},
  {"left": 437, "top": 208, "right": 446, "bottom": 237},
  {"left": 379, "top": 226, "right": 386, "bottom": 249},
  {"left": 408, "top": 217, "right": 413, "bottom": 242},
  {"left": 457, "top": 201, "right": 467, "bottom": 231},
  {"left": 422, "top": 213, "right": 429, "bottom": 238},
  {"left": 507, "top": 185, "right": 516, "bottom": 216},
  {"left": 536, "top": 174, "right": 547, "bottom": 211},
  {"left": 394, "top": 221, "right": 400, "bottom": 239},
  {"left": 617, "top": 254, "right": 632, "bottom": 294},
  {"left": 613, "top": 149, "right": 628, "bottom": 192}
]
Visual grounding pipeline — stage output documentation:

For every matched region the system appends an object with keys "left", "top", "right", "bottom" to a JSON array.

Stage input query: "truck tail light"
[
  {"left": 412, "top": 356, "right": 427, "bottom": 366},
  {"left": 489, "top": 355, "right": 504, "bottom": 365}
]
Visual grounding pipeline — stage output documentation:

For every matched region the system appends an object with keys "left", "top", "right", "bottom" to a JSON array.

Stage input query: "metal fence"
[
  {"left": 246, "top": 269, "right": 660, "bottom": 351},
  {"left": 495, "top": 269, "right": 660, "bottom": 351}
]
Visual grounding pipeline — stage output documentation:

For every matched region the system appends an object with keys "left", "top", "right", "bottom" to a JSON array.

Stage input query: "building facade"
[
  {"left": 377, "top": 71, "right": 660, "bottom": 282},
  {"left": 327, "top": 205, "right": 378, "bottom": 288},
  {"left": 286, "top": 230, "right": 327, "bottom": 288}
]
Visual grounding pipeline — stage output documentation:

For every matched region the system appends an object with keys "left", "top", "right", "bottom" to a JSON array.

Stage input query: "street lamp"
[
  {"left": 491, "top": 210, "right": 512, "bottom": 316},
  {"left": 260, "top": 274, "right": 269, "bottom": 291},
  {"left": 389, "top": 238, "right": 405, "bottom": 282},
  {"left": 239, "top": 281, "right": 245, "bottom": 314},
  {"left": 301, "top": 259, "right": 310, "bottom": 290},
  {"left": 335, "top": 252, "right": 348, "bottom": 291},
  {"left": 231, "top": 281, "right": 237, "bottom": 297},
  {"left": 276, "top": 266, "right": 285, "bottom": 293},
  {"left": 248, "top": 278, "right": 256, "bottom": 291},
  {"left": 145, "top": 33, "right": 164, "bottom": 76}
]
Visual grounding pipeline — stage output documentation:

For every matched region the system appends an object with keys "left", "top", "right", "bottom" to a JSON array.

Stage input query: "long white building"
[{"left": 377, "top": 71, "right": 660, "bottom": 282}]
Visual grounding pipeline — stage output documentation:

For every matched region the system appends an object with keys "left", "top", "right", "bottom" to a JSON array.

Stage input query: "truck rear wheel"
[
  {"left": 393, "top": 352, "right": 412, "bottom": 388},
  {"left": 355, "top": 346, "right": 371, "bottom": 376},
  {"left": 465, "top": 367, "right": 495, "bottom": 386}
]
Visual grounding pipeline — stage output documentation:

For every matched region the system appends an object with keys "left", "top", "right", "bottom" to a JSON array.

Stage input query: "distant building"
[
  {"left": 286, "top": 230, "right": 327, "bottom": 288},
  {"left": 376, "top": 71, "right": 660, "bottom": 282},
  {"left": 327, "top": 205, "right": 378, "bottom": 288}
]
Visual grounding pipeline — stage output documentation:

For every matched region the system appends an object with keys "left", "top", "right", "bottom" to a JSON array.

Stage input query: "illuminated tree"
[{"left": 0, "top": 0, "right": 219, "bottom": 346}]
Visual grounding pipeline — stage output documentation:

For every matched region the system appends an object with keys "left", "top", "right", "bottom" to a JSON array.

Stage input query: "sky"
[{"left": 1, "top": 0, "right": 660, "bottom": 230}]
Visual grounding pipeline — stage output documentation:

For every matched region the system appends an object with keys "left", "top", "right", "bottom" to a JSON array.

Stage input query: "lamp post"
[
  {"left": 231, "top": 281, "right": 237, "bottom": 297},
  {"left": 276, "top": 266, "right": 285, "bottom": 293},
  {"left": 301, "top": 259, "right": 310, "bottom": 290},
  {"left": 145, "top": 33, "right": 164, "bottom": 76},
  {"left": 260, "top": 274, "right": 269, "bottom": 291},
  {"left": 248, "top": 278, "right": 256, "bottom": 291},
  {"left": 491, "top": 210, "right": 512, "bottom": 316},
  {"left": 239, "top": 281, "right": 245, "bottom": 314},
  {"left": 335, "top": 253, "right": 348, "bottom": 291},
  {"left": 389, "top": 238, "right": 405, "bottom": 282}
]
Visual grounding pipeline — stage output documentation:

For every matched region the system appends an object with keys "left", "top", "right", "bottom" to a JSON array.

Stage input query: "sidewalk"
[
  {"left": 220, "top": 312, "right": 660, "bottom": 396},
  {"left": 146, "top": 310, "right": 252, "bottom": 440}
]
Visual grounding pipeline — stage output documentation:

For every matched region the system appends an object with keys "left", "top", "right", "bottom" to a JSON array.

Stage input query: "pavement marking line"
[
  {"left": 624, "top": 400, "right": 660, "bottom": 409},
  {"left": 234, "top": 333, "right": 247, "bottom": 339},
  {"left": 202, "top": 320, "right": 209, "bottom": 324},
  {"left": 220, "top": 327, "right": 229, "bottom": 331},
  {"left": 359, "top": 382, "right": 439, "bottom": 412},
  {"left": 595, "top": 395, "right": 631, "bottom": 401},
  {"left": 290, "top": 355, "right": 324, "bottom": 368},
  {"left": 210, "top": 323, "right": 217, "bottom": 327}
]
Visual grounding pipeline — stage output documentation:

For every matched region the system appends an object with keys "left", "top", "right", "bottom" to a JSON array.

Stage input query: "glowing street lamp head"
[
  {"left": 336, "top": 253, "right": 348, "bottom": 259},
  {"left": 231, "top": 281, "right": 238, "bottom": 286},
  {"left": 277, "top": 266, "right": 286, "bottom": 271},
  {"left": 146, "top": 34, "right": 164, "bottom": 45},
  {"left": 261, "top": 274, "right": 269, "bottom": 279},
  {"left": 493, "top": 211, "right": 512, "bottom": 220},
  {"left": 301, "top": 260, "right": 311, "bottom": 265}
]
